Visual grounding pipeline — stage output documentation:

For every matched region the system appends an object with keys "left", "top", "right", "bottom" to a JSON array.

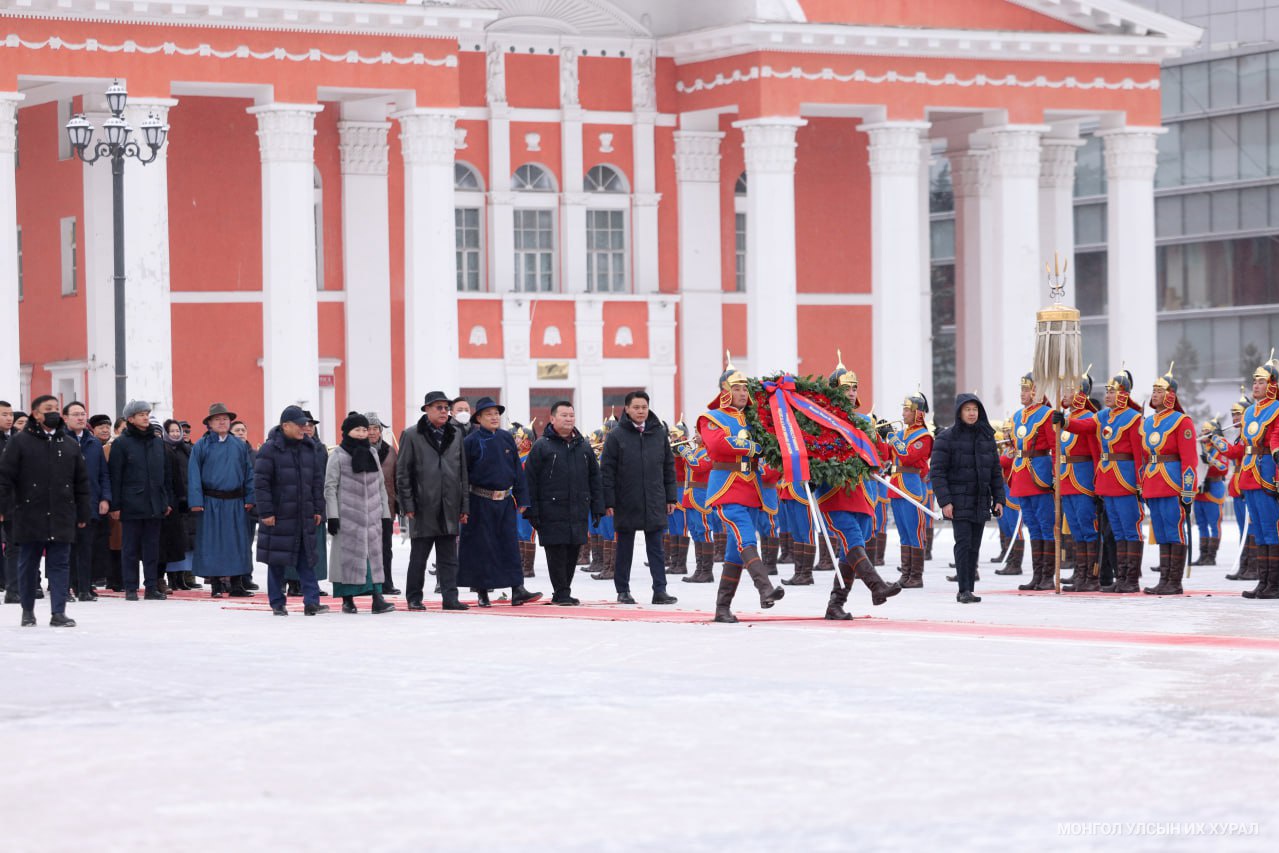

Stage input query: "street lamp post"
[{"left": 65, "top": 81, "right": 168, "bottom": 413}]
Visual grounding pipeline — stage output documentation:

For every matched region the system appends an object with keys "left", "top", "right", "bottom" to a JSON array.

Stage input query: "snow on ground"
[{"left": 2, "top": 526, "right": 1277, "bottom": 853}]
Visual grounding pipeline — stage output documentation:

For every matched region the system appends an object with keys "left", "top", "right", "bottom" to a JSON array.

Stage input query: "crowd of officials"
[{"left": 0, "top": 389, "right": 683, "bottom": 627}]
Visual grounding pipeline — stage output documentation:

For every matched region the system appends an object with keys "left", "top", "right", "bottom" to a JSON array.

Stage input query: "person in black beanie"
[
  {"left": 325, "top": 413, "right": 395, "bottom": 614},
  {"left": 930, "top": 393, "right": 1004, "bottom": 604}
]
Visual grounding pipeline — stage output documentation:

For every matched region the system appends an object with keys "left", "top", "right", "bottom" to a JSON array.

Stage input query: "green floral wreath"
[{"left": 744, "top": 373, "right": 877, "bottom": 489}]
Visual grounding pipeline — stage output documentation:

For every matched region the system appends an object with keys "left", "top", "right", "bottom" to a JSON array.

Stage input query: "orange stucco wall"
[
  {"left": 796, "top": 119, "right": 871, "bottom": 294},
  {"left": 171, "top": 303, "right": 262, "bottom": 436},
  {"left": 798, "top": 305, "right": 874, "bottom": 406}
]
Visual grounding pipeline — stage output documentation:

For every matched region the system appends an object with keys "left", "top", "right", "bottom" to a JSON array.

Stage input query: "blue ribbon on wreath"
[{"left": 763, "top": 375, "right": 882, "bottom": 485}]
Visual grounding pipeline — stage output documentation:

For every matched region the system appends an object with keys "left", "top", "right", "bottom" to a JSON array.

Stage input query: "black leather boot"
[
  {"left": 781, "top": 541, "right": 815, "bottom": 585},
  {"left": 511, "top": 585, "right": 543, "bottom": 606},
  {"left": 713, "top": 561, "right": 742, "bottom": 623},
  {"left": 741, "top": 545, "right": 783, "bottom": 608},
  {"left": 683, "top": 540, "right": 715, "bottom": 583},
  {"left": 342, "top": 595, "right": 358, "bottom": 614},
  {"left": 372, "top": 590, "right": 396, "bottom": 613}
]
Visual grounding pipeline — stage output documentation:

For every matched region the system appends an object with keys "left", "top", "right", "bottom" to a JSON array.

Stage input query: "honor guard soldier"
[
  {"left": 697, "top": 356, "right": 784, "bottom": 623},
  {"left": 1009, "top": 374, "right": 1056, "bottom": 591},
  {"left": 664, "top": 420, "right": 693, "bottom": 576},
  {"left": 1139, "top": 365, "right": 1198, "bottom": 596},
  {"left": 888, "top": 391, "right": 933, "bottom": 588},
  {"left": 1225, "top": 389, "right": 1258, "bottom": 582},
  {"left": 511, "top": 421, "right": 538, "bottom": 578},
  {"left": 1224, "top": 358, "right": 1279, "bottom": 599},
  {"left": 1192, "top": 416, "right": 1229, "bottom": 566},
  {"left": 1052, "top": 370, "right": 1101, "bottom": 592},
  {"left": 676, "top": 429, "right": 717, "bottom": 584},
  {"left": 993, "top": 419, "right": 1026, "bottom": 574},
  {"left": 1067, "top": 370, "right": 1147, "bottom": 593}
]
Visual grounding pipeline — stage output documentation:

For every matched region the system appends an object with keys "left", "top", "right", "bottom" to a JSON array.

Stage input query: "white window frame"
[
  {"left": 584, "top": 165, "right": 630, "bottom": 293},
  {"left": 60, "top": 216, "right": 77, "bottom": 296},
  {"left": 734, "top": 172, "right": 747, "bottom": 293},
  {"left": 455, "top": 163, "right": 486, "bottom": 292},
  {"left": 512, "top": 164, "right": 558, "bottom": 293}
]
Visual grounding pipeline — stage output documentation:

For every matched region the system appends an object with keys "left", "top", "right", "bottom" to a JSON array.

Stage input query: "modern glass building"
[{"left": 931, "top": 0, "right": 1279, "bottom": 424}]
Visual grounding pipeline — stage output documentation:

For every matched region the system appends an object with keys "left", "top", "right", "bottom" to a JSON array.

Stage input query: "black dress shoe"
[
  {"left": 34, "top": 588, "right": 44, "bottom": 599},
  {"left": 476, "top": 590, "right": 491, "bottom": 608},
  {"left": 125, "top": 591, "right": 139, "bottom": 601},
  {"left": 956, "top": 591, "right": 982, "bottom": 604},
  {"left": 271, "top": 606, "right": 289, "bottom": 616},
  {"left": 511, "top": 587, "right": 543, "bottom": 606},
  {"left": 144, "top": 589, "right": 167, "bottom": 601},
  {"left": 242, "top": 579, "right": 259, "bottom": 591},
  {"left": 616, "top": 592, "right": 636, "bottom": 604},
  {"left": 50, "top": 613, "right": 76, "bottom": 628},
  {"left": 228, "top": 587, "right": 253, "bottom": 598},
  {"left": 4, "top": 590, "right": 19, "bottom": 604},
  {"left": 20, "top": 609, "right": 36, "bottom": 627},
  {"left": 382, "top": 585, "right": 402, "bottom": 596},
  {"left": 371, "top": 597, "right": 396, "bottom": 614},
  {"left": 304, "top": 603, "right": 330, "bottom": 615},
  {"left": 552, "top": 596, "right": 580, "bottom": 606},
  {"left": 341, "top": 598, "right": 358, "bottom": 614},
  {"left": 77, "top": 591, "right": 96, "bottom": 603},
  {"left": 652, "top": 592, "right": 678, "bottom": 605},
  {"left": 408, "top": 601, "right": 428, "bottom": 611},
  {"left": 441, "top": 599, "right": 469, "bottom": 611}
]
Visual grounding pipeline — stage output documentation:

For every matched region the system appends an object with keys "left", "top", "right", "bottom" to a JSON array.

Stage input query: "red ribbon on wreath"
[{"left": 763, "top": 375, "right": 882, "bottom": 485}]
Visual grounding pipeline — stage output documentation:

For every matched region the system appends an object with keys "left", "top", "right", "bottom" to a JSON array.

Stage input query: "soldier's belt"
[
  {"left": 1100, "top": 453, "right": 1134, "bottom": 463},
  {"left": 470, "top": 486, "right": 513, "bottom": 501},
  {"left": 1153, "top": 454, "right": 1180, "bottom": 463},
  {"left": 1245, "top": 446, "right": 1255, "bottom": 456},
  {"left": 1063, "top": 456, "right": 1092, "bottom": 464},
  {"left": 1206, "top": 474, "right": 1226, "bottom": 481},
  {"left": 898, "top": 467, "right": 923, "bottom": 475},
  {"left": 1013, "top": 450, "right": 1051, "bottom": 459},
  {"left": 712, "top": 461, "right": 756, "bottom": 473}
]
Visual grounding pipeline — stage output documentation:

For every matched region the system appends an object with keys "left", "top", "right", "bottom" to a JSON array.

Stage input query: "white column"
[
  {"left": 502, "top": 296, "right": 531, "bottom": 415},
  {"left": 918, "top": 144, "right": 934, "bottom": 400},
  {"left": 949, "top": 149, "right": 991, "bottom": 397},
  {"left": 338, "top": 116, "right": 393, "bottom": 420},
  {"left": 1039, "top": 136, "right": 1083, "bottom": 308},
  {"left": 576, "top": 298, "right": 604, "bottom": 420},
  {"left": 673, "top": 130, "right": 725, "bottom": 414},
  {"left": 862, "top": 120, "right": 930, "bottom": 406},
  {"left": 562, "top": 106, "right": 587, "bottom": 293},
  {"left": 488, "top": 42, "right": 513, "bottom": 293},
  {"left": 0, "top": 93, "right": 21, "bottom": 399},
  {"left": 987, "top": 126, "right": 1045, "bottom": 417},
  {"left": 1100, "top": 127, "right": 1161, "bottom": 387},
  {"left": 633, "top": 114, "right": 661, "bottom": 293},
  {"left": 248, "top": 103, "right": 323, "bottom": 423},
  {"left": 121, "top": 98, "right": 177, "bottom": 420},
  {"left": 80, "top": 108, "right": 116, "bottom": 415},
  {"left": 735, "top": 117, "right": 805, "bottom": 376},
  {"left": 396, "top": 109, "right": 459, "bottom": 427},
  {"left": 648, "top": 298, "right": 678, "bottom": 421}
]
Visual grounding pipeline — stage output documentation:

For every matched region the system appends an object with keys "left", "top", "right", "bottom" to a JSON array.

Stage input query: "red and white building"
[{"left": 0, "top": 0, "right": 1200, "bottom": 435}]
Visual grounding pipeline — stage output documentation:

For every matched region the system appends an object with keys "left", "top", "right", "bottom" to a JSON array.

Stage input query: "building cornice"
[
  {"left": 660, "top": 20, "right": 1199, "bottom": 66},
  {"left": 0, "top": 0, "right": 497, "bottom": 38}
]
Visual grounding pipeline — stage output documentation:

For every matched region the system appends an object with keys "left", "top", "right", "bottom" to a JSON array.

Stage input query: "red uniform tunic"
[
  {"left": 1055, "top": 406, "right": 1100, "bottom": 497},
  {"left": 1009, "top": 403, "right": 1054, "bottom": 498},
  {"left": 698, "top": 407, "right": 765, "bottom": 508},
  {"left": 1140, "top": 409, "right": 1198, "bottom": 499},
  {"left": 1224, "top": 400, "right": 1279, "bottom": 492},
  {"left": 888, "top": 425, "right": 931, "bottom": 501},
  {"left": 678, "top": 446, "right": 712, "bottom": 511},
  {"left": 1066, "top": 404, "right": 1145, "bottom": 497}
]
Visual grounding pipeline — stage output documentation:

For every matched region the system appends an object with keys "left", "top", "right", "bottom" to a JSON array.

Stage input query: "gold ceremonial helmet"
[
  {"left": 1232, "top": 385, "right": 1250, "bottom": 414},
  {"left": 1253, "top": 349, "right": 1279, "bottom": 400},
  {"left": 602, "top": 408, "right": 619, "bottom": 432},
  {"left": 669, "top": 415, "right": 693, "bottom": 448},
  {"left": 829, "top": 349, "right": 858, "bottom": 389},
  {"left": 1153, "top": 361, "right": 1178, "bottom": 393},
  {"left": 1200, "top": 416, "right": 1224, "bottom": 439},
  {"left": 511, "top": 419, "right": 537, "bottom": 450},
  {"left": 718, "top": 351, "right": 748, "bottom": 408},
  {"left": 1019, "top": 373, "right": 1035, "bottom": 390}
]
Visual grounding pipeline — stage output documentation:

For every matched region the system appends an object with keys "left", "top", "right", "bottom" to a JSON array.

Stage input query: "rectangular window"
[
  {"left": 1210, "top": 115, "right": 1240, "bottom": 182},
  {"left": 513, "top": 208, "right": 554, "bottom": 292},
  {"left": 1075, "top": 251, "right": 1107, "bottom": 317},
  {"left": 929, "top": 218, "right": 955, "bottom": 261},
  {"left": 1240, "top": 111, "right": 1268, "bottom": 180},
  {"left": 1210, "top": 57, "right": 1238, "bottom": 110},
  {"left": 585, "top": 209, "right": 626, "bottom": 293},
  {"left": 1239, "top": 52, "right": 1268, "bottom": 106},
  {"left": 1161, "top": 64, "right": 1182, "bottom": 118},
  {"left": 455, "top": 207, "right": 482, "bottom": 292},
  {"left": 1074, "top": 135, "right": 1105, "bottom": 198},
  {"left": 734, "top": 212, "right": 746, "bottom": 292},
  {"left": 1156, "top": 123, "right": 1181, "bottom": 189},
  {"left": 1180, "top": 61, "right": 1209, "bottom": 113},
  {"left": 60, "top": 216, "right": 77, "bottom": 296},
  {"left": 1181, "top": 119, "right": 1211, "bottom": 185},
  {"left": 1074, "top": 203, "right": 1106, "bottom": 247}
]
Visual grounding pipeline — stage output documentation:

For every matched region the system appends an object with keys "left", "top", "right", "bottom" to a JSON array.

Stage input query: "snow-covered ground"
[{"left": 2, "top": 526, "right": 1276, "bottom": 853}]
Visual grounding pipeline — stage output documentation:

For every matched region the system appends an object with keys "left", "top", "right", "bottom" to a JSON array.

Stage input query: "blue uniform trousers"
[
  {"left": 1243, "top": 489, "right": 1279, "bottom": 546},
  {"left": 1103, "top": 495, "right": 1144, "bottom": 542},
  {"left": 714, "top": 504, "right": 763, "bottom": 564},
  {"left": 1147, "top": 496, "right": 1187, "bottom": 545},
  {"left": 1061, "top": 493, "right": 1098, "bottom": 543}
]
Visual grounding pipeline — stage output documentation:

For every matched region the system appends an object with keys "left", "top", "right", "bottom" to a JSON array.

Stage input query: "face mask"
[
  {"left": 454, "top": 411, "right": 470, "bottom": 425},
  {"left": 42, "top": 411, "right": 62, "bottom": 430}
]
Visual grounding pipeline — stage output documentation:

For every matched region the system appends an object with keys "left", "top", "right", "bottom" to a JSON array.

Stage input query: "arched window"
[
  {"left": 585, "top": 164, "right": 627, "bottom": 193},
  {"left": 512, "top": 164, "right": 557, "bottom": 292},
  {"left": 455, "top": 162, "right": 485, "bottom": 292},
  {"left": 512, "top": 163, "right": 556, "bottom": 192},
  {"left": 454, "top": 163, "right": 483, "bottom": 191}
]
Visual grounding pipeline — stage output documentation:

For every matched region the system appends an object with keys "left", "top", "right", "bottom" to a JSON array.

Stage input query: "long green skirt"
[{"left": 332, "top": 560, "right": 382, "bottom": 597}]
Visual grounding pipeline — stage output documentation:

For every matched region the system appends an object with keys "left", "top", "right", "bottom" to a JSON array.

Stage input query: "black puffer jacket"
[
  {"left": 253, "top": 427, "right": 325, "bottom": 568},
  {"left": 524, "top": 423, "right": 604, "bottom": 546},
  {"left": 930, "top": 393, "right": 1004, "bottom": 523},
  {"left": 0, "top": 418, "right": 92, "bottom": 543},
  {"left": 108, "top": 424, "right": 174, "bottom": 520},
  {"left": 600, "top": 412, "right": 678, "bottom": 532}
]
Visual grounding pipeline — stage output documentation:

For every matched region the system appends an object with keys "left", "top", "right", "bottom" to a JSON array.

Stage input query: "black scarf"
[
  {"left": 126, "top": 422, "right": 155, "bottom": 441},
  {"left": 341, "top": 437, "right": 380, "bottom": 473}
]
